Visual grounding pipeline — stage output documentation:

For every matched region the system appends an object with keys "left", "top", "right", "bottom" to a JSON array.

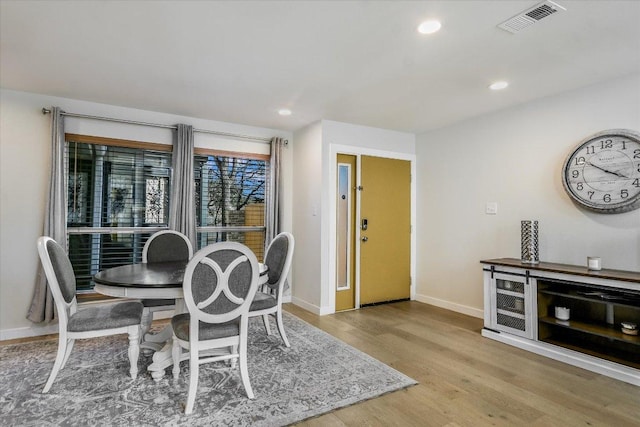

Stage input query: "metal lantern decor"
[{"left": 521, "top": 220, "right": 539, "bottom": 264}]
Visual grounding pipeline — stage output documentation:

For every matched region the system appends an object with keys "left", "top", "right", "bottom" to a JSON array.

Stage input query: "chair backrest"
[
  {"left": 36, "top": 236, "right": 76, "bottom": 326},
  {"left": 264, "top": 232, "right": 294, "bottom": 292},
  {"left": 143, "top": 230, "right": 193, "bottom": 263},
  {"left": 183, "top": 242, "right": 259, "bottom": 326}
]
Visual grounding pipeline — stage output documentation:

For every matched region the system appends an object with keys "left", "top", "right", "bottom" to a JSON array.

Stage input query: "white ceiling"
[{"left": 1, "top": 1, "right": 639, "bottom": 134}]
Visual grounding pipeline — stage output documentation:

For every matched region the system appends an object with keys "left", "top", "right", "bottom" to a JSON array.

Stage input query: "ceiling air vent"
[{"left": 498, "top": 1, "right": 566, "bottom": 34}]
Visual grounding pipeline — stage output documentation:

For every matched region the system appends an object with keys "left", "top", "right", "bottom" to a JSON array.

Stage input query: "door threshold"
[
  {"left": 335, "top": 307, "right": 358, "bottom": 313},
  {"left": 360, "top": 298, "right": 410, "bottom": 308}
]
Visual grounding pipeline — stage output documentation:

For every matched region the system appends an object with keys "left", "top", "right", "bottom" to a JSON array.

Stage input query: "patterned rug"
[{"left": 0, "top": 312, "right": 416, "bottom": 426}]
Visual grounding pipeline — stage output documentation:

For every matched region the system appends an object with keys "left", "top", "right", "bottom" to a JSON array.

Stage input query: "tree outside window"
[{"left": 195, "top": 154, "right": 268, "bottom": 259}]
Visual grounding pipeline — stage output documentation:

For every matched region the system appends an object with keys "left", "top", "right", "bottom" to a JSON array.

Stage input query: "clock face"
[{"left": 562, "top": 130, "right": 640, "bottom": 213}]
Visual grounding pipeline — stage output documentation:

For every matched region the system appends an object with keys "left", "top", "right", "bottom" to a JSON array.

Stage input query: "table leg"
[{"left": 147, "top": 299, "right": 186, "bottom": 381}]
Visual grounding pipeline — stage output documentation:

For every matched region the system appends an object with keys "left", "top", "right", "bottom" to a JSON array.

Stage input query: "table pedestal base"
[
  {"left": 141, "top": 325, "right": 173, "bottom": 353},
  {"left": 148, "top": 339, "right": 177, "bottom": 381},
  {"left": 147, "top": 340, "right": 235, "bottom": 381}
]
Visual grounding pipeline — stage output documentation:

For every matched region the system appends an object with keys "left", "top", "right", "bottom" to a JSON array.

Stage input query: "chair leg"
[
  {"left": 239, "top": 333, "right": 255, "bottom": 399},
  {"left": 229, "top": 345, "right": 238, "bottom": 368},
  {"left": 276, "top": 310, "right": 290, "bottom": 348},
  {"left": 61, "top": 339, "right": 75, "bottom": 369},
  {"left": 261, "top": 314, "right": 272, "bottom": 335},
  {"left": 43, "top": 334, "right": 71, "bottom": 393},
  {"left": 127, "top": 326, "right": 140, "bottom": 380},
  {"left": 185, "top": 346, "right": 199, "bottom": 415},
  {"left": 172, "top": 338, "right": 181, "bottom": 379}
]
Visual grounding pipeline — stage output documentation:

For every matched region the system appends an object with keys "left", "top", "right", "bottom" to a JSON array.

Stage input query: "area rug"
[{"left": 0, "top": 312, "right": 416, "bottom": 426}]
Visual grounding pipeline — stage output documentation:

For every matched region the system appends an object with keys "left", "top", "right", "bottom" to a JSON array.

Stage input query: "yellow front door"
[
  {"left": 359, "top": 155, "right": 411, "bottom": 305},
  {"left": 335, "top": 154, "right": 357, "bottom": 311}
]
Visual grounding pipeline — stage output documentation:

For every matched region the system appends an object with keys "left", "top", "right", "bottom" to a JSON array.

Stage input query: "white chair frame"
[
  {"left": 171, "top": 242, "right": 259, "bottom": 414},
  {"left": 249, "top": 232, "right": 294, "bottom": 347},
  {"left": 37, "top": 236, "right": 140, "bottom": 393}
]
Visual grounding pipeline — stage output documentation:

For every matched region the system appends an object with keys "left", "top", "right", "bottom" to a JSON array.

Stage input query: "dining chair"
[
  {"left": 140, "top": 230, "right": 193, "bottom": 341},
  {"left": 249, "top": 232, "right": 294, "bottom": 347},
  {"left": 171, "top": 242, "right": 260, "bottom": 414},
  {"left": 36, "top": 236, "right": 143, "bottom": 393}
]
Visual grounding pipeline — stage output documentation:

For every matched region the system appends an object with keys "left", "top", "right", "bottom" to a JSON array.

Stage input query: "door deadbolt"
[{"left": 361, "top": 236, "right": 368, "bottom": 242}]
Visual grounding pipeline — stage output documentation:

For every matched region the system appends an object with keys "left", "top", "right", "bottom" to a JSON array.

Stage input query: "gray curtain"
[
  {"left": 266, "top": 137, "right": 285, "bottom": 247},
  {"left": 27, "top": 107, "right": 67, "bottom": 323},
  {"left": 169, "top": 124, "right": 196, "bottom": 246}
]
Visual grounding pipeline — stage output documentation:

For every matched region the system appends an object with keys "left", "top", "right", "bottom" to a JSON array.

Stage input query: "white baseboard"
[
  {"left": 290, "top": 296, "right": 325, "bottom": 315},
  {"left": 0, "top": 323, "right": 59, "bottom": 341},
  {"left": 414, "top": 293, "right": 483, "bottom": 319},
  {"left": 291, "top": 294, "right": 482, "bottom": 318},
  {"left": 1, "top": 295, "right": 479, "bottom": 341},
  {"left": 319, "top": 306, "right": 334, "bottom": 315},
  {"left": 2, "top": 295, "right": 298, "bottom": 342}
]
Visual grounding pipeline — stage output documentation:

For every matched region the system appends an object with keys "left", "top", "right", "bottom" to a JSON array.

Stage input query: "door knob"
[{"left": 361, "top": 236, "right": 368, "bottom": 242}]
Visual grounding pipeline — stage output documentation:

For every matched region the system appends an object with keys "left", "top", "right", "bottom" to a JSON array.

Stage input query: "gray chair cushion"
[
  {"left": 265, "top": 235, "right": 288, "bottom": 287},
  {"left": 46, "top": 239, "right": 76, "bottom": 303},
  {"left": 146, "top": 233, "right": 190, "bottom": 263},
  {"left": 68, "top": 301, "right": 143, "bottom": 332},
  {"left": 172, "top": 313, "right": 240, "bottom": 341},
  {"left": 249, "top": 292, "right": 277, "bottom": 311}
]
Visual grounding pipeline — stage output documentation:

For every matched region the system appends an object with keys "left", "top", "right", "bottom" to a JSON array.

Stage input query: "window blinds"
[{"left": 66, "top": 138, "right": 172, "bottom": 291}]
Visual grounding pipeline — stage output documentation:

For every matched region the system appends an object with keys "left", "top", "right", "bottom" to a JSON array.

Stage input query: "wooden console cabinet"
[{"left": 481, "top": 258, "right": 640, "bottom": 386}]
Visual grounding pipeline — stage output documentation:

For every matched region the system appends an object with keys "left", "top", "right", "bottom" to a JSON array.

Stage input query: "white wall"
[
  {"left": 4, "top": 73, "right": 637, "bottom": 337},
  {"left": 0, "top": 89, "right": 292, "bottom": 339},
  {"left": 291, "top": 119, "right": 415, "bottom": 314},
  {"left": 291, "top": 122, "right": 323, "bottom": 312},
  {"left": 322, "top": 120, "right": 415, "bottom": 154},
  {"left": 415, "top": 74, "right": 640, "bottom": 318}
]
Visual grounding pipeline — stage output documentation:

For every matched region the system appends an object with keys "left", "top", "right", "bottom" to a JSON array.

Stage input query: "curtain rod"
[{"left": 41, "top": 108, "right": 286, "bottom": 144}]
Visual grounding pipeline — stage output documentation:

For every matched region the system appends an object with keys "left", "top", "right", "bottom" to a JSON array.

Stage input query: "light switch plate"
[{"left": 485, "top": 202, "right": 498, "bottom": 215}]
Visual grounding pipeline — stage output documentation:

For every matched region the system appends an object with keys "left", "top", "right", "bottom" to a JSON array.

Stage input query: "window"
[
  {"left": 194, "top": 150, "right": 269, "bottom": 260},
  {"left": 336, "top": 163, "right": 352, "bottom": 290},
  {"left": 64, "top": 134, "right": 270, "bottom": 293},
  {"left": 66, "top": 134, "right": 172, "bottom": 292}
]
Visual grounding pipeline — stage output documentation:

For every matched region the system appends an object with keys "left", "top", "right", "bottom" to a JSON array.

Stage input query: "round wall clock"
[{"left": 562, "top": 129, "right": 640, "bottom": 214}]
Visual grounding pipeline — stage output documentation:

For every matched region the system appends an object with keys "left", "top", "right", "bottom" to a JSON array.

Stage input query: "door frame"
[{"left": 328, "top": 144, "right": 416, "bottom": 314}]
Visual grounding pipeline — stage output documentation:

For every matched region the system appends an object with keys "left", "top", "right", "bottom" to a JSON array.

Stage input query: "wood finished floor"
[
  {"left": 3, "top": 301, "right": 638, "bottom": 426},
  {"left": 284, "top": 301, "right": 640, "bottom": 427}
]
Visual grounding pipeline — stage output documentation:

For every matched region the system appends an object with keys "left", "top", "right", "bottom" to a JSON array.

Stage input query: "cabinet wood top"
[{"left": 480, "top": 258, "right": 640, "bottom": 284}]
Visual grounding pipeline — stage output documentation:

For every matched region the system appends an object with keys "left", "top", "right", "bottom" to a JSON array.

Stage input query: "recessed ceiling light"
[
  {"left": 489, "top": 81, "right": 509, "bottom": 90},
  {"left": 278, "top": 109, "right": 292, "bottom": 116},
  {"left": 417, "top": 20, "right": 442, "bottom": 34}
]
